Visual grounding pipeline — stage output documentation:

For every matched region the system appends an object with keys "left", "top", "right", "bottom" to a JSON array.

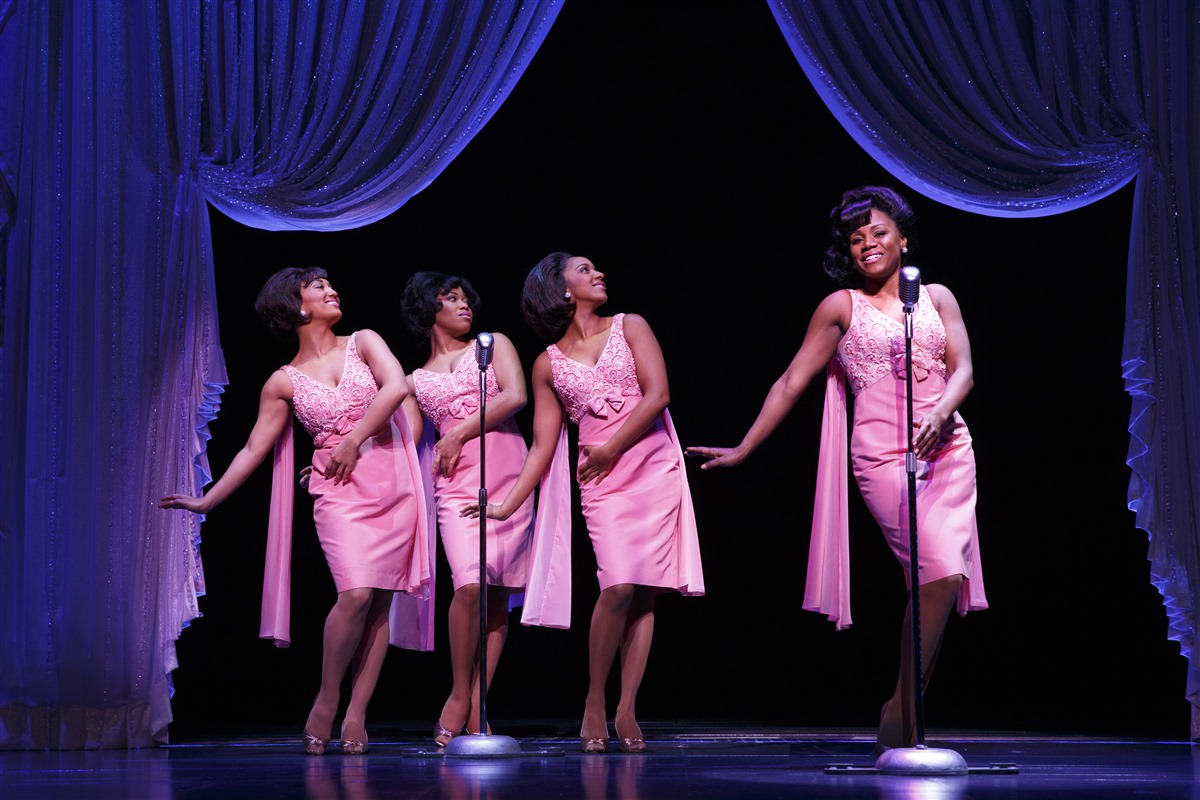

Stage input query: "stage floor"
[{"left": 2, "top": 721, "right": 1197, "bottom": 799}]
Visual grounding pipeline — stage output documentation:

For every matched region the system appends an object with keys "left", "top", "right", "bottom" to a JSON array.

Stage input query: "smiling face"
[
  {"left": 299, "top": 276, "right": 341, "bottom": 323},
  {"left": 561, "top": 256, "right": 607, "bottom": 304},
  {"left": 848, "top": 208, "right": 908, "bottom": 284},
  {"left": 432, "top": 286, "right": 473, "bottom": 337}
]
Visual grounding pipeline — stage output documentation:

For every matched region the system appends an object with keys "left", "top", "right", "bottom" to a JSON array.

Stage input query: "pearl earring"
[
  {"left": 564, "top": 291, "right": 571, "bottom": 300},
  {"left": 901, "top": 246, "right": 908, "bottom": 253}
]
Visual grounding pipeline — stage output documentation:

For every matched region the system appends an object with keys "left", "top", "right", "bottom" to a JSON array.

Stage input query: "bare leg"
[
  {"left": 582, "top": 584, "right": 636, "bottom": 740},
  {"left": 340, "top": 589, "right": 394, "bottom": 747},
  {"left": 877, "top": 574, "right": 964, "bottom": 752},
  {"left": 437, "top": 583, "right": 480, "bottom": 744},
  {"left": 304, "top": 587, "right": 375, "bottom": 741},
  {"left": 466, "top": 586, "right": 512, "bottom": 734},
  {"left": 613, "top": 588, "right": 655, "bottom": 748}
]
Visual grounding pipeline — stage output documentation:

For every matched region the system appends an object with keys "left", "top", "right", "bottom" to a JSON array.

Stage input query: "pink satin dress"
[
  {"left": 283, "top": 332, "right": 426, "bottom": 593},
  {"left": 258, "top": 331, "right": 434, "bottom": 650},
  {"left": 520, "top": 314, "right": 704, "bottom": 629},
  {"left": 804, "top": 287, "right": 986, "bottom": 630},
  {"left": 412, "top": 341, "right": 533, "bottom": 593}
]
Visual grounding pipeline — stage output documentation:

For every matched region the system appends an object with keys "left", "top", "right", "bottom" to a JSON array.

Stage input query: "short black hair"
[
  {"left": 822, "top": 186, "right": 919, "bottom": 287},
  {"left": 521, "top": 252, "right": 577, "bottom": 343},
  {"left": 254, "top": 266, "right": 329, "bottom": 340},
  {"left": 400, "top": 271, "right": 481, "bottom": 344}
]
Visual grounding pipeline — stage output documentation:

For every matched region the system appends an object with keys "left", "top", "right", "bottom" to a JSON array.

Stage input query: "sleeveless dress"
[
  {"left": 412, "top": 340, "right": 533, "bottom": 595},
  {"left": 804, "top": 287, "right": 987, "bottom": 630},
  {"left": 520, "top": 314, "right": 705, "bottom": 629},
  {"left": 259, "top": 331, "right": 434, "bottom": 650}
]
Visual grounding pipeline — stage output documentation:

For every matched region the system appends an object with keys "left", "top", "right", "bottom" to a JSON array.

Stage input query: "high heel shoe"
[
  {"left": 341, "top": 739, "right": 368, "bottom": 755},
  {"left": 618, "top": 736, "right": 647, "bottom": 754},
  {"left": 580, "top": 734, "right": 609, "bottom": 754},
  {"left": 434, "top": 721, "right": 462, "bottom": 748},
  {"left": 303, "top": 729, "right": 329, "bottom": 756},
  {"left": 614, "top": 718, "right": 647, "bottom": 754},
  {"left": 340, "top": 720, "right": 368, "bottom": 755}
]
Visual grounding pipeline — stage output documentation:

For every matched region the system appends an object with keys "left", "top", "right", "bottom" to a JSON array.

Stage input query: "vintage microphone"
[
  {"left": 874, "top": 266, "right": 969, "bottom": 775},
  {"left": 445, "top": 332, "right": 522, "bottom": 758}
]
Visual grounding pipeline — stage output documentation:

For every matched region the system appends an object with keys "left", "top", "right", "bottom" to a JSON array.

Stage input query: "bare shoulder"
[
  {"left": 488, "top": 330, "right": 517, "bottom": 348},
  {"left": 352, "top": 328, "right": 397, "bottom": 359},
  {"left": 619, "top": 312, "right": 656, "bottom": 336},
  {"left": 924, "top": 283, "right": 961, "bottom": 310},
  {"left": 263, "top": 367, "right": 294, "bottom": 401},
  {"left": 813, "top": 288, "right": 853, "bottom": 325},
  {"left": 352, "top": 328, "right": 386, "bottom": 348},
  {"left": 530, "top": 349, "right": 555, "bottom": 383}
]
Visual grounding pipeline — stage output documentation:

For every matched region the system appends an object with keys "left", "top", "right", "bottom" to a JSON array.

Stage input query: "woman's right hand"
[
  {"left": 683, "top": 445, "right": 746, "bottom": 470},
  {"left": 460, "top": 501, "right": 511, "bottom": 521},
  {"left": 158, "top": 494, "right": 210, "bottom": 514}
]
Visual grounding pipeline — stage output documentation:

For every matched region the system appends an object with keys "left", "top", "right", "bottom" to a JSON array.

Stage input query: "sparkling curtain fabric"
[
  {"left": 0, "top": 0, "right": 563, "bottom": 749},
  {"left": 769, "top": 0, "right": 1200, "bottom": 713}
]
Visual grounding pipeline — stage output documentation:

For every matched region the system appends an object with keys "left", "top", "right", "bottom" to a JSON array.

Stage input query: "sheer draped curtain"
[
  {"left": 769, "top": 0, "right": 1200, "bottom": 727},
  {"left": 0, "top": 0, "right": 563, "bottom": 750}
]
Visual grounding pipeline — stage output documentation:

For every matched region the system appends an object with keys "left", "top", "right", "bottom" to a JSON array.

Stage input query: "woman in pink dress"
[
  {"left": 686, "top": 186, "right": 987, "bottom": 754},
  {"left": 160, "top": 266, "right": 431, "bottom": 756},
  {"left": 466, "top": 253, "right": 705, "bottom": 754},
  {"left": 400, "top": 271, "right": 534, "bottom": 747}
]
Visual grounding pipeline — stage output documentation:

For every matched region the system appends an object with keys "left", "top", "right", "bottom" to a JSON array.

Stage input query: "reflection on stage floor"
[{"left": 2, "top": 721, "right": 1197, "bottom": 800}]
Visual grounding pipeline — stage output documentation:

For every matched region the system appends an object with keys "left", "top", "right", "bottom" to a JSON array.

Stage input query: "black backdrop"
[{"left": 169, "top": 0, "right": 1187, "bottom": 741}]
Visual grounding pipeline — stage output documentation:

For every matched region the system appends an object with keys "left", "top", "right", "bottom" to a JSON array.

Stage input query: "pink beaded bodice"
[
  {"left": 412, "top": 341, "right": 500, "bottom": 428},
  {"left": 547, "top": 313, "right": 642, "bottom": 424},
  {"left": 282, "top": 332, "right": 379, "bottom": 448},
  {"left": 836, "top": 287, "right": 948, "bottom": 396}
]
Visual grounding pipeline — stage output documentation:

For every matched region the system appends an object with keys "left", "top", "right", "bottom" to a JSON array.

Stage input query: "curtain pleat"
[{"left": 0, "top": 0, "right": 563, "bottom": 749}]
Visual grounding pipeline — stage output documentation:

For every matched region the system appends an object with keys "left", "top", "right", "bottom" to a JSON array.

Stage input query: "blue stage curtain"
[
  {"left": 0, "top": 0, "right": 563, "bottom": 749},
  {"left": 770, "top": 0, "right": 1200, "bottom": 720}
]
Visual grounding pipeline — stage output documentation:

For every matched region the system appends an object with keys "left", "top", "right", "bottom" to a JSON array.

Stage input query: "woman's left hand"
[
  {"left": 325, "top": 440, "right": 360, "bottom": 484},
  {"left": 432, "top": 437, "right": 464, "bottom": 478},
  {"left": 577, "top": 444, "right": 614, "bottom": 486},
  {"left": 912, "top": 412, "right": 947, "bottom": 459}
]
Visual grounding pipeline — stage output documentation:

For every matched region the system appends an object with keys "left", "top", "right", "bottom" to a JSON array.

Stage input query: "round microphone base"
[
  {"left": 443, "top": 733, "right": 524, "bottom": 759},
  {"left": 875, "top": 744, "right": 969, "bottom": 775}
]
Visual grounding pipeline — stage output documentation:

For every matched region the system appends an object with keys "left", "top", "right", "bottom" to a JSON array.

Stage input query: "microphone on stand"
[
  {"left": 899, "top": 266, "right": 921, "bottom": 312},
  {"left": 476, "top": 332, "right": 494, "bottom": 370}
]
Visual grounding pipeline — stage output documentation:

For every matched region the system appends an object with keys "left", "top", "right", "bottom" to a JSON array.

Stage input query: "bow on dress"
[
  {"left": 448, "top": 395, "right": 480, "bottom": 418},
  {"left": 314, "top": 407, "right": 364, "bottom": 449},
  {"left": 889, "top": 340, "right": 933, "bottom": 382},
  {"left": 587, "top": 388, "right": 626, "bottom": 417}
]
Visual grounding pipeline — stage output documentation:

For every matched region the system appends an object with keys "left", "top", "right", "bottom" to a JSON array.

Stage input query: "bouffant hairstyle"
[
  {"left": 254, "top": 266, "right": 330, "bottom": 340},
  {"left": 400, "top": 271, "right": 481, "bottom": 345},
  {"left": 822, "top": 186, "right": 919, "bottom": 288},
  {"left": 521, "top": 251, "right": 577, "bottom": 343}
]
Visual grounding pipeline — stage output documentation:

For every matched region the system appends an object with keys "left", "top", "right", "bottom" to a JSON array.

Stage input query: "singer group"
[{"left": 159, "top": 184, "right": 986, "bottom": 757}]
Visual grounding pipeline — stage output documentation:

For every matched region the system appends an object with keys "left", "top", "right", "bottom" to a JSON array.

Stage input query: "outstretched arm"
[
  {"left": 462, "top": 351, "right": 561, "bottom": 521},
  {"left": 159, "top": 370, "right": 294, "bottom": 514},
  {"left": 685, "top": 291, "right": 848, "bottom": 469},
  {"left": 576, "top": 313, "right": 669, "bottom": 486},
  {"left": 430, "top": 332, "right": 528, "bottom": 478}
]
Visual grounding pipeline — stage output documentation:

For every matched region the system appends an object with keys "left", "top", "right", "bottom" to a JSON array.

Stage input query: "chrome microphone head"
[
  {"left": 476, "top": 332, "right": 495, "bottom": 370},
  {"left": 899, "top": 266, "right": 921, "bottom": 309}
]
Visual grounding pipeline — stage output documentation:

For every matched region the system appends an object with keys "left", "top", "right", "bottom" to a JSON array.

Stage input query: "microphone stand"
[
  {"left": 874, "top": 272, "right": 968, "bottom": 776},
  {"left": 446, "top": 333, "right": 522, "bottom": 759}
]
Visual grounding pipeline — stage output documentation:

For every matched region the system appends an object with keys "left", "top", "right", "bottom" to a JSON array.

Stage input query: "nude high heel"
[{"left": 303, "top": 729, "right": 328, "bottom": 756}]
